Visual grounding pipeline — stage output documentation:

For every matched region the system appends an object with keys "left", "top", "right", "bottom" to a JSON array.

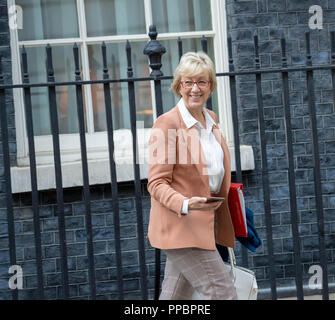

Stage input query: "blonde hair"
[{"left": 171, "top": 51, "right": 217, "bottom": 97}]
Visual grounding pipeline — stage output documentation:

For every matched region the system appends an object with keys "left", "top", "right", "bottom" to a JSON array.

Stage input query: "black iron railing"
[{"left": 0, "top": 25, "right": 333, "bottom": 300}]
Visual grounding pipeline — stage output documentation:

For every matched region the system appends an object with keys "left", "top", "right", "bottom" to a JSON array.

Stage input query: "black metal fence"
[{"left": 0, "top": 25, "right": 333, "bottom": 300}]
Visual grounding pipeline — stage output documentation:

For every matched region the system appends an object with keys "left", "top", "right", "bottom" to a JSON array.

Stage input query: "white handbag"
[{"left": 192, "top": 248, "right": 258, "bottom": 300}]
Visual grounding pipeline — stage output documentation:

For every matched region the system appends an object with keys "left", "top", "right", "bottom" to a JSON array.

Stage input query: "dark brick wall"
[
  {"left": 0, "top": 181, "right": 155, "bottom": 299},
  {"left": 226, "top": 0, "right": 335, "bottom": 297}
]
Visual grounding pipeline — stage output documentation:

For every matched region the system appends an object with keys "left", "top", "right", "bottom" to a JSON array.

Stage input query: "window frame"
[{"left": 8, "top": 0, "right": 235, "bottom": 168}]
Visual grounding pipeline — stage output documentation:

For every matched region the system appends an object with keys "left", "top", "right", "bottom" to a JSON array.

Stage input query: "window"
[{"left": 9, "top": 0, "right": 250, "bottom": 192}]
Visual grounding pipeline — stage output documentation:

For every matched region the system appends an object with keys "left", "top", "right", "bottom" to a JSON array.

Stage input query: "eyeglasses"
[{"left": 180, "top": 80, "right": 210, "bottom": 89}]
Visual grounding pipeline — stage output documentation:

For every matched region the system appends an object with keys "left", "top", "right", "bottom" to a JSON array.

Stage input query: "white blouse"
[{"left": 177, "top": 98, "right": 225, "bottom": 214}]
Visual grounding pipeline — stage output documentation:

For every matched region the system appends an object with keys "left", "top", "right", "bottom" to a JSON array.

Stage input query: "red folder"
[{"left": 228, "top": 183, "right": 248, "bottom": 237}]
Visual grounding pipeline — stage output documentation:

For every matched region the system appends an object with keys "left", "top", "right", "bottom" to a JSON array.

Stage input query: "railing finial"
[
  {"left": 143, "top": 25, "right": 166, "bottom": 77},
  {"left": 73, "top": 43, "right": 81, "bottom": 80},
  {"left": 0, "top": 55, "right": 3, "bottom": 84},
  {"left": 101, "top": 42, "right": 109, "bottom": 79},
  {"left": 148, "top": 25, "right": 158, "bottom": 41},
  {"left": 126, "top": 40, "right": 133, "bottom": 78},
  {"left": 331, "top": 31, "right": 335, "bottom": 64},
  {"left": 201, "top": 35, "right": 208, "bottom": 53},
  {"left": 227, "top": 34, "right": 234, "bottom": 72},
  {"left": 178, "top": 37, "right": 183, "bottom": 61},
  {"left": 45, "top": 44, "right": 55, "bottom": 81},
  {"left": 253, "top": 32, "right": 260, "bottom": 69},
  {"left": 305, "top": 31, "right": 312, "bottom": 66},
  {"left": 280, "top": 35, "right": 287, "bottom": 68},
  {"left": 21, "top": 46, "right": 30, "bottom": 83}
]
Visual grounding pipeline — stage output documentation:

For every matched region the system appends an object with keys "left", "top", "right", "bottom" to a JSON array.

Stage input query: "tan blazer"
[{"left": 147, "top": 105, "right": 235, "bottom": 250}]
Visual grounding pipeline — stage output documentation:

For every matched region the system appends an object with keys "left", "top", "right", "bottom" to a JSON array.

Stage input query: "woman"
[{"left": 147, "top": 52, "right": 237, "bottom": 300}]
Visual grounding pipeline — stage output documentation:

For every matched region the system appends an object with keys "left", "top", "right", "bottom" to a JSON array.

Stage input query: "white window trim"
[
  {"left": 8, "top": 0, "right": 254, "bottom": 193},
  {"left": 211, "top": 0, "right": 234, "bottom": 143}
]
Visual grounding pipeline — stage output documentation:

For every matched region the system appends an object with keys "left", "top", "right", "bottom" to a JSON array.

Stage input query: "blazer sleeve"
[{"left": 147, "top": 117, "right": 186, "bottom": 217}]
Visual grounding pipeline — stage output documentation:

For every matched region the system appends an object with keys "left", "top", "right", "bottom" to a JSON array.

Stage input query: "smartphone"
[{"left": 206, "top": 197, "right": 225, "bottom": 203}]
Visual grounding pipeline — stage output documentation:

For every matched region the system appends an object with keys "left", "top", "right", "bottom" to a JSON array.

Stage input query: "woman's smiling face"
[{"left": 179, "top": 71, "right": 212, "bottom": 111}]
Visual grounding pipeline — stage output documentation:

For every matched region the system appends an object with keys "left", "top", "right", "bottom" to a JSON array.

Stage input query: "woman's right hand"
[{"left": 188, "top": 197, "right": 224, "bottom": 212}]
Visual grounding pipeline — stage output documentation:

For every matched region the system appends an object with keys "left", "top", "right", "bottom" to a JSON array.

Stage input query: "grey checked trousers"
[{"left": 159, "top": 247, "right": 238, "bottom": 300}]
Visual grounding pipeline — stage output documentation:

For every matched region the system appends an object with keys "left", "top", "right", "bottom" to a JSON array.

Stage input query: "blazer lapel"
[
  {"left": 212, "top": 123, "right": 231, "bottom": 197},
  {"left": 212, "top": 124, "right": 225, "bottom": 150}
]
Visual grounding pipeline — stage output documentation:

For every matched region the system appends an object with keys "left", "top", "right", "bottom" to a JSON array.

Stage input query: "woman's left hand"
[{"left": 188, "top": 197, "right": 224, "bottom": 212}]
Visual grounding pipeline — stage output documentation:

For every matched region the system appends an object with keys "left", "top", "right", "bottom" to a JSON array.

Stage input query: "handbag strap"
[
  {"left": 228, "top": 247, "right": 236, "bottom": 266},
  {"left": 227, "top": 247, "right": 237, "bottom": 281}
]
